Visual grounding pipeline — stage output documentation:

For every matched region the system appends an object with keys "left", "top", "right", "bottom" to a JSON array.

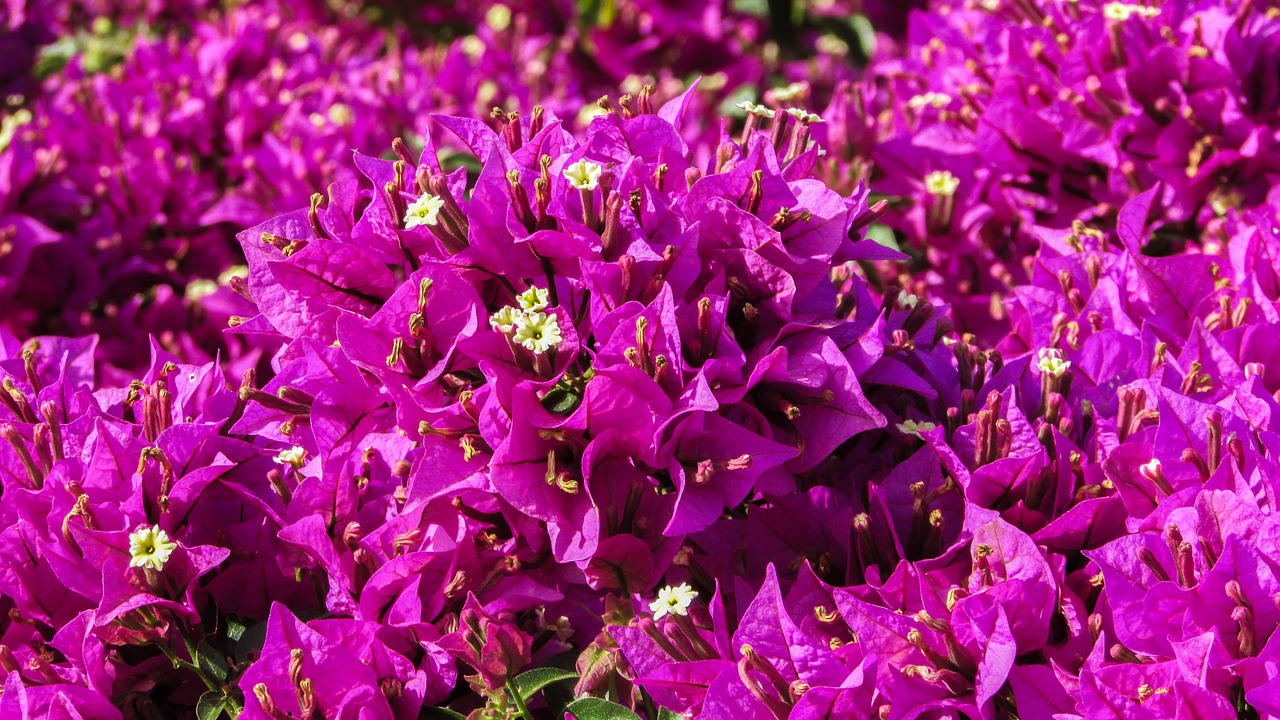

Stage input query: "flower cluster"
[
  {"left": 0, "top": 85, "right": 935, "bottom": 718},
  {"left": 818, "top": 0, "right": 1280, "bottom": 339},
  {"left": 0, "top": 2, "right": 413, "bottom": 378},
  {"left": 590, "top": 187, "right": 1280, "bottom": 717},
  {"left": 225, "top": 86, "right": 940, "bottom": 715},
  {"left": 7, "top": 0, "right": 1280, "bottom": 718},
  {"left": 1, "top": 0, "right": 871, "bottom": 379}
]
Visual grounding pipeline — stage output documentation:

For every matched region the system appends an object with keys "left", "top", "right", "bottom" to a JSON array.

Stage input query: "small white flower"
[
  {"left": 898, "top": 293, "right": 920, "bottom": 310},
  {"left": 516, "top": 286, "right": 550, "bottom": 312},
  {"left": 1102, "top": 2, "right": 1159, "bottom": 21},
  {"left": 184, "top": 279, "right": 219, "bottom": 302},
  {"left": 490, "top": 305, "right": 523, "bottom": 333},
  {"left": 217, "top": 265, "right": 249, "bottom": 285},
  {"left": 486, "top": 4, "right": 512, "bottom": 30},
  {"left": 896, "top": 419, "right": 938, "bottom": 437},
  {"left": 563, "top": 158, "right": 603, "bottom": 190},
  {"left": 460, "top": 35, "right": 485, "bottom": 60},
  {"left": 785, "top": 108, "right": 824, "bottom": 124},
  {"left": 735, "top": 101, "right": 775, "bottom": 118},
  {"left": 924, "top": 170, "right": 960, "bottom": 197},
  {"left": 129, "top": 525, "right": 178, "bottom": 571},
  {"left": 513, "top": 311, "right": 563, "bottom": 353},
  {"left": 327, "top": 103, "right": 353, "bottom": 126},
  {"left": 650, "top": 583, "right": 698, "bottom": 621},
  {"left": 404, "top": 193, "right": 445, "bottom": 229},
  {"left": 772, "top": 82, "right": 808, "bottom": 102},
  {"left": 908, "top": 92, "right": 953, "bottom": 110},
  {"left": 1037, "top": 349, "right": 1071, "bottom": 378},
  {"left": 274, "top": 446, "right": 307, "bottom": 470}
]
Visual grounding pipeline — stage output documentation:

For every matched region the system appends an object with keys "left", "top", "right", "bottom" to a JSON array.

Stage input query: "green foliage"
[
  {"left": 577, "top": 0, "right": 619, "bottom": 29},
  {"left": 541, "top": 367, "right": 594, "bottom": 415},
  {"left": 509, "top": 667, "right": 580, "bottom": 701},
  {"left": 195, "top": 691, "right": 229, "bottom": 720},
  {"left": 195, "top": 640, "right": 230, "bottom": 684},
  {"left": 866, "top": 223, "right": 901, "bottom": 252},
  {"left": 35, "top": 18, "right": 145, "bottom": 78},
  {"left": 421, "top": 708, "right": 468, "bottom": 720},
  {"left": 564, "top": 697, "right": 644, "bottom": 720}
]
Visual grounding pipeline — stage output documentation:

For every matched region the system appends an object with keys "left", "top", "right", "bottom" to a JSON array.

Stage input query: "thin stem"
[
  {"left": 154, "top": 641, "right": 216, "bottom": 689},
  {"left": 508, "top": 678, "right": 533, "bottom": 720}
]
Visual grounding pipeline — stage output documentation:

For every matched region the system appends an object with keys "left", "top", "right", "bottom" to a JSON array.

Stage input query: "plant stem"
[{"left": 508, "top": 679, "right": 534, "bottom": 720}]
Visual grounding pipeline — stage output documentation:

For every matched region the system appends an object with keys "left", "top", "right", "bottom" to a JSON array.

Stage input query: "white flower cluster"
[
  {"left": 1102, "top": 2, "right": 1160, "bottom": 21},
  {"left": 1037, "top": 348, "right": 1071, "bottom": 378},
  {"left": 490, "top": 286, "right": 563, "bottom": 353}
]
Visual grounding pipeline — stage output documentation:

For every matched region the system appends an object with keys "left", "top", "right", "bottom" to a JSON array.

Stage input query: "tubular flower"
[
  {"left": 490, "top": 305, "right": 523, "bottom": 332},
  {"left": 274, "top": 446, "right": 307, "bottom": 470},
  {"left": 651, "top": 583, "right": 698, "bottom": 621},
  {"left": 1036, "top": 349, "right": 1071, "bottom": 378},
  {"left": 923, "top": 170, "right": 959, "bottom": 197},
  {"left": 405, "top": 193, "right": 446, "bottom": 229},
  {"left": 516, "top": 286, "right": 550, "bottom": 312},
  {"left": 513, "top": 311, "right": 563, "bottom": 353},
  {"left": 563, "top": 158, "right": 603, "bottom": 190},
  {"left": 128, "top": 525, "right": 178, "bottom": 571}
]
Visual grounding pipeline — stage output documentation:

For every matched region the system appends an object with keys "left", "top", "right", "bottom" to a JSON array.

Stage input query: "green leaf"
[
  {"left": 437, "top": 148, "right": 483, "bottom": 181},
  {"left": 847, "top": 14, "right": 877, "bottom": 59},
  {"left": 510, "top": 667, "right": 579, "bottom": 701},
  {"left": 224, "top": 686, "right": 246, "bottom": 719},
  {"left": 196, "top": 691, "right": 227, "bottom": 720},
  {"left": 564, "top": 697, "right": 643, "bottom": 720},
  {"left": 656, "top": 709, "right": 685, "bottom": 720},
  {"left": 576, "top": 0, "right": 618, "bottom": 28},
  {"left": 225, "top": 615, "right": 250, "bottom": 643},
  {"left": 717, "top": 85, "right": 760, "bottom": 117},
  {"left": 540, "top": 386, "right": 583, "bottom": 415},
  {"left": 865, "top": 192, "right": 914, "bottom": 210},
  {"left": 540, "top": 367, "right": 593, "bottom": 416},
  {"left": 233, "top": 621, "right": 268, "bottom": 665},
  {"left": 422, "top": 708, "right": 468, "bottom": 720},
  {"left": 865, "top": 223, "right": 901, "bottom": 252},
  {"left": 195, "top": 640, "right": 229, "bottom": 683},
  {"left": 34, "top": 38, "right": 77, "bottom": 79},
  {"left": 732, "top": 0, "right": 769, "bottom": 16}
]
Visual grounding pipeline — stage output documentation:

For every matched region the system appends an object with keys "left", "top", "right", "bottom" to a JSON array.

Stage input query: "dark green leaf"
[
  {"left": 438, "top": 149, "right": 483, "bottom": 180},
  {"left": 656, "top": 709, "right": 684, "bottom": 720},
  {"left": 34, "top": 38, "right": 77, "bottom": 78},
  {"left": 848, "top": 15, "right": 877, "bottom": 59},
  {"left": 225, "top": 615, "right": 250, "bottom": 643},
  {"left": 541, "top": 386, "right": 584, "bottom": 415},
  {"left": 564, "top": 697, "right": 643, "bottom": 720},
  {"left": 510, "top": 667, "right": 579, "bottom": 701},
  {"left": 541, "top": 368, "right": 593, "bottom": 415},
  {"left": 576, "top": 0, "right": 618, "bottom": 28},
  {"left": 195, "top": 691, "right": 227, "bottom": 720},
  {"left": 233, "top": 621, "right": 268, "bottom": 665},
  {"left": 422, "top": 708, "right": 468, "bottom": 720},
  {"left": 195, "top": 640, "right": 229, "bottom": 683}
]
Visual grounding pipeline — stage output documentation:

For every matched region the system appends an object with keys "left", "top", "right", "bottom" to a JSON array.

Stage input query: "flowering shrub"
[
  {"left": 818, "top": 0, "right": 1280, "bottom": 338},
  {"left": 5, "top": 0, "right": 1280, "bottom": 719},
  {"left": 0, "top": 0, "right": 872, "bottom": 380}
]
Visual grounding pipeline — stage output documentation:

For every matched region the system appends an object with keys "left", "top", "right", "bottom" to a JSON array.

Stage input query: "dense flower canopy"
[{"left": 2, "top": 0, "right": 1280, "bottom": 719}]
